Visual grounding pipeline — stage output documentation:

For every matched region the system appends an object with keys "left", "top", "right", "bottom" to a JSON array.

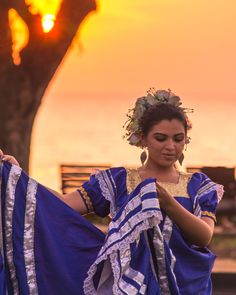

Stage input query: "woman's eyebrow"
[
  {"left": 153, "top": 132, "right": 167, "bottom": 136},
  {"left": 153, "top": 132, "right": 184, "bottom": 136}
]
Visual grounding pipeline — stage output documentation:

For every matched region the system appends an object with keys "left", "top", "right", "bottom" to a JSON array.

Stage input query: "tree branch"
[
  {"left": 9, "top": 0, "right": 40, "bottom": 30},
  {"left": 20, "top": 0, "right": 96, "bottom": 91}
]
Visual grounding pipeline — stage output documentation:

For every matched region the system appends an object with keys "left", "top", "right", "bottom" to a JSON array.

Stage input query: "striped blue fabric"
[
  {"left": 0, "top": 162, "right": 221, "bottom": 295},
  {"left": 0, "top": 161, "right": 105, "bottom": 295}
]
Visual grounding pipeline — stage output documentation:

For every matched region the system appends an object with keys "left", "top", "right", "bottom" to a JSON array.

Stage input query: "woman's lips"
[{"left": 162, "top": 154, "right": 176, "bottom": 159}]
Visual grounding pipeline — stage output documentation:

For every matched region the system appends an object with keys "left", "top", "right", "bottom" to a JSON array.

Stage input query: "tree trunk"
[
  {"left": 0, "top": 66, "right": 38, "bottom": 171},
  {"left": 0, "top": 0, "right": 96, "bottom": 172}
]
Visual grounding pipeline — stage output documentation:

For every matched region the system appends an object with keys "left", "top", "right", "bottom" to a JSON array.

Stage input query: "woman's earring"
[
  {"left": 178, "top": 136, "right": 190, "bottom": 165},
  {"left": 185, "top": 137, "right": 191, "bottom": 151},
  {"left": 178, "top": 153, "right": 184, "bottom": 166},
  {"left": 140, "top": 149, "right": 147, "bottom": 165}
]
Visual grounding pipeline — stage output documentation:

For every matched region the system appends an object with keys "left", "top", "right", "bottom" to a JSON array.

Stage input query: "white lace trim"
[
  {"left": 5, "top": 164, "right": 22, "bottom": 295},
  {"left": 110, "top": 252, "right": 122, "bottom": 295},
  {"left": 24, "top": 178, "right": 39, "bottom": 295},
  {"left": 95, "top": 170, "right": 117, "bottom": 217},
  {"left": 161, "top": 216, "right": 179, "bottom": 293},
  {"left": 216, "top": 184, "right": 224, "bottom": 203},
  {"left": 83, "top": 211, "right": 162, "bottom": 295},
  {"left": 97, "top": 182, "right": 160, "bottom": 258}
]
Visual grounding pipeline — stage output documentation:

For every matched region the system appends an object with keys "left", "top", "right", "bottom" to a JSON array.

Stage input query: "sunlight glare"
[
  {"left": 42, "top": 14, "right": 55, "bottom": 33},
  {"left": 25, "top": 0, "right": 61, "bottom": 32},
  {"left": 8, "top": 9, "right": 29, "bottom": 65},
  {"left": 9, "top": 1, "right": 62, "bottom": 64},
  {"left": 25, "top": 0, "right": 62, "bottom": 16}
]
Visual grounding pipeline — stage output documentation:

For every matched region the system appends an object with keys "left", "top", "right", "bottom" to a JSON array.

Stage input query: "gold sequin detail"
[
  {"left": 126, "top": 168, "right": 142, "bottom": 194},
  {"left": 201, "top": 211, "right": 216, "bottom": 222},
  {"left": 126, "top": 168, "right": 192, "bottom": 198},
  {"left": 158, "top": 173, "right": 192, "bottom": 198},
  {"left": 79, "top": 186, "right": 94, "bottom": 213}
]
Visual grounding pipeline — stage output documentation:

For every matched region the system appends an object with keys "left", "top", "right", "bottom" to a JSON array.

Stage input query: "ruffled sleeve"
[
  {"left": 188, "top": 172, "right": 224, "bottom": 223},
  {"left": 77, "top": 167, "right": 126, "bottom": 217},
  {"left": 77, "top": 172, "right": 110, "bottom": 217}
]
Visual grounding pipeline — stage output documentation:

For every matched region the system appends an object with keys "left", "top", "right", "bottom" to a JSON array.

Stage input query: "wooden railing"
[
  {"left": 60, "top": 163, "right": 111, "bottom": 194},
  {"left": 212, "top": 272, "right": 236, "bottom": 294},
  {"left": 60, "top": 163, "right": 111, "bottom": 229}
]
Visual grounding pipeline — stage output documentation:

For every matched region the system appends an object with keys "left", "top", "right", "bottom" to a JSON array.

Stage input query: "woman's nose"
[{"left": 165, "top": 139, "right": 175, "bottom": 150}]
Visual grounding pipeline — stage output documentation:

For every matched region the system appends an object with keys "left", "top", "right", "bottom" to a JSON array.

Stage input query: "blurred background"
[
  {"left": 28, "top": 0, "right": 236, "bottom": 189},
  {"left": 2, "top": 0, "right": 236, "bottom": 275}
]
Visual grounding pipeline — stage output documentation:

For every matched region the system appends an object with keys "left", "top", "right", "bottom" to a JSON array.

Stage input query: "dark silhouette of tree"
[{"left": 0, "top": 0, "right": 96, "bottom": 172}]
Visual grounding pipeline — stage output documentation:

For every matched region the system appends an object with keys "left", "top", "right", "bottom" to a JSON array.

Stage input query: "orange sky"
[{"left": 28, "top": 0, "right": 236, "bottom": 190}]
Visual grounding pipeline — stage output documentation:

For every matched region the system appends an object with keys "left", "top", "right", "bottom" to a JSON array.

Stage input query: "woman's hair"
[
  {"left": 124, "top": 89, "right": 193, "bottom": 147},
  {"left": 140, "top": 103, "right": 192, "bottom": 136}
]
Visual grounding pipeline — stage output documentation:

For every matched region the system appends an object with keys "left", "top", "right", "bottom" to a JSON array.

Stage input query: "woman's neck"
[{"left": 138, "top": 160, "right": 179, "bottom": 183}]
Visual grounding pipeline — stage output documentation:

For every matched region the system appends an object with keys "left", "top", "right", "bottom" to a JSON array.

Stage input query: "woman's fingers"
[
  {"left": 156, "top": 182, "right": 172, "bottom": 199},
  {"left": 156, "top": 182, "right": 164, "bottom": 197},
  {"left": 1, "top": 153, "right": 20, "bottom": 166},
  {"left": 3, "top": 155, "right": 20, "bottom": 166},
  {"left": 156, "top": 182, "right": 166, "bottom": 194}
]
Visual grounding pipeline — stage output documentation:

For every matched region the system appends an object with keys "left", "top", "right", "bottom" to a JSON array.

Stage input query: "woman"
[{"left": 0, "top": 89, "right": 223, "bottom": 294}]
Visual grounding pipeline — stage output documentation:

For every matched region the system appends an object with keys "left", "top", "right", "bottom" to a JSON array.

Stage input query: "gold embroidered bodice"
[{"left": 126, "top": 168, "right": 193, "bottom": 198}]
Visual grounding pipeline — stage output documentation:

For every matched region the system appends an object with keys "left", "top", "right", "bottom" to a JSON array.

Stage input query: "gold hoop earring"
[
  {"left": 178, "top": 153, "right": 184, "bottom": 166},
  {"left": 184, "top": 136, "right": 191, "bottom": 152},
  {"left": 140, "top": 149, "right": 147, "bottom": 166}
]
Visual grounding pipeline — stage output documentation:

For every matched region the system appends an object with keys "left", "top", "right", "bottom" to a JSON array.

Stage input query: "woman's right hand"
[{"left": 0, "top": 149, "right": 20, "bottom": 166}]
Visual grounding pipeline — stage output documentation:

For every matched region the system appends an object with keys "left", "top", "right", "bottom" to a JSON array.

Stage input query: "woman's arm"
[
  {"left": 48, "top": 188, "right": 88, "bottom": 215},
  {"left": 156, "top": 182, "right": 214, "bottom": 247},
  {"left": 0, "top": 150, "right": 88, "bottom": 215}
]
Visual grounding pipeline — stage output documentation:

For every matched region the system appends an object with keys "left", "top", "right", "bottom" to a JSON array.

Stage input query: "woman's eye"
[
  {"left": 174, "top": 135, "right": 184, "bottom": 142},
  {"left": 155, "top": 136, "right": 166, "bottom": 142}
]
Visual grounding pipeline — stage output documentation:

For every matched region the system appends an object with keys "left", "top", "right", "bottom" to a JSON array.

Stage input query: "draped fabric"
[
  {"left": 83, "top": 178, "right": 180, "bottom": 295},
  {"left": 0, "top": 161, "right": 223, "bottom": 294},
  {"left": 81, "top": 167, "right": 223, "bottom": 295},
  {"left": 0, "top": 161, "right": 105, "bottom": 295}
]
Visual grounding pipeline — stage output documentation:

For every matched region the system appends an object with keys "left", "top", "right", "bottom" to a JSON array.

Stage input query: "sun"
[
  {"left": 42, "top": 14, "right": 56, "bottom": 33},
  {"left": 9, "top": 1, "right": 62, "bottom": 64}
]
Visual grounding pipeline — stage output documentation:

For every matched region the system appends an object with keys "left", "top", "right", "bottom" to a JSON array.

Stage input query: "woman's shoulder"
[
  {"left": 94, "top": 166, "right": 127, "bottom": 186},
  {"left": 187, "top": 171, "right": 214, "bottom": 187},
  {"left": 103, "top": 167, "right": 141, "bottom": 194},
  {"left": 92, "top": 166, "right": 125, "bottom": 177},
  {"left": 100, "top": 166, "right": 126, "bottom": 178},
  {"left": 108, "top": 166, "right": 126, "bottom": 174},
  {"left": 187, "top": 171, "right": 224, "bottom": 200},
  {"left": 180, "top": 171, "right": 208, "bottom": 196}
]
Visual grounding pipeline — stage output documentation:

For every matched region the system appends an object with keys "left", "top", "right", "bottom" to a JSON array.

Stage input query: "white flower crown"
[{"left": 123, "top": 88, "right": 193, "bottom": 147}]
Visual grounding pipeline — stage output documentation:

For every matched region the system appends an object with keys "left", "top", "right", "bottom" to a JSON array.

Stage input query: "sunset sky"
[{"left": 26, "top": 0, "right": 236, "bottom": 190}]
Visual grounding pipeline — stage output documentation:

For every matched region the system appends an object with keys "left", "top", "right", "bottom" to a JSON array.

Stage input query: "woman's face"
[{"left": 143, "top": 119, "right": 186, "bottom": 168}]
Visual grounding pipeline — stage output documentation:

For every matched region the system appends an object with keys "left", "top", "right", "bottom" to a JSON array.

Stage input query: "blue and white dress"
[{"left": 0, "top": 162, "right": 223, "bottom": 295}]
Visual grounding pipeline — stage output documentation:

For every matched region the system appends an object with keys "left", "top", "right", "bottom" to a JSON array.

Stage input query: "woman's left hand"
[
  {"left": 156, "top": 182, "right": 174, "bottom": 211},
  {"left": 156, "top": 181, "right": 214, "bottom": 247},
  {"left": 0, "top": 149, "right": 20, "bottom": 166}
]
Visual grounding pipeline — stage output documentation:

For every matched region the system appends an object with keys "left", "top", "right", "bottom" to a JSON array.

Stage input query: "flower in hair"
[{"left": 123, "top": 88, "right": 193, "bottom": 147}]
